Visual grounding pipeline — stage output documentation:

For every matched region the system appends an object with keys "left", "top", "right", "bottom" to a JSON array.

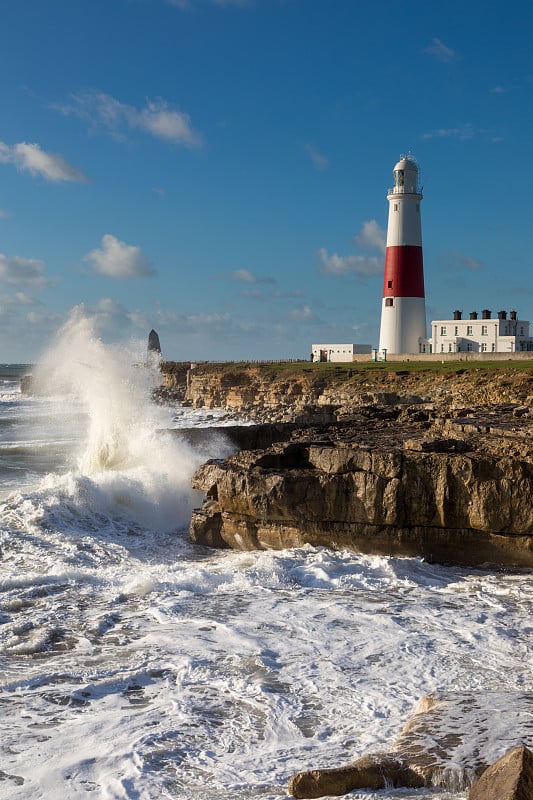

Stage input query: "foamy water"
[{"left": 0, "top": 315, "right": 531, "bottom": 799}]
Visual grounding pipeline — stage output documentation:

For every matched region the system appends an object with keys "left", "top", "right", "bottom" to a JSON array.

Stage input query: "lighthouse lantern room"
[{"left": 378, "top": 155, "right": 427, "bottom": 355}]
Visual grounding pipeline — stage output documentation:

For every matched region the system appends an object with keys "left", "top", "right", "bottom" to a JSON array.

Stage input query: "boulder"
[
  {"left": 469, "top": 744, "right": 533, "bottom": 800},
  {"left": 288, "top": 754, "right": 423, "bottom": 798}
]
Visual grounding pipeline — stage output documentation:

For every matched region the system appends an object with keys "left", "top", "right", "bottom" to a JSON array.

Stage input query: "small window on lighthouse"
[
  {"left": 385, "top": 298, "right": 393, "bottom": 307},
  {"left": 387, "top": 280, "right": 393, "bottom": 288},
  {"left": 394, "top": 204, "right": 398, "bottom": 211}
]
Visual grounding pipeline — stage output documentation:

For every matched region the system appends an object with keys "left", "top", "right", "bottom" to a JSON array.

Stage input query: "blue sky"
[{"left": 0, "top": 0, "right": 532, "bottom": 362}]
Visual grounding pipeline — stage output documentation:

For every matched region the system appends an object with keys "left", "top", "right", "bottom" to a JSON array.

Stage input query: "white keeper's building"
[
  {"left": 431, "top": 309, "right": 533, "bottom": 354},
  {"left": 311, "top": 343, "right": 372, "bottom": 362}
]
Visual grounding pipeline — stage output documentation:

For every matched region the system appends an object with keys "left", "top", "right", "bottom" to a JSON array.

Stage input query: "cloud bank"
[{"left": 0, "top": 253, "right": 50, "bottom": 288}]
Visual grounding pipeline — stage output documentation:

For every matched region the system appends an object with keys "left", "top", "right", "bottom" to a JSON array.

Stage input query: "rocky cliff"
[
  {"left": 160, "top": 361, "right": 533, "bottom": 566},
  {"left": 160, "top": 360, "right": 533, "bottom": 422}
]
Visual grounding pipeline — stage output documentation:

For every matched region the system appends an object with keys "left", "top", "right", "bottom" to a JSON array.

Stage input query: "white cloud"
[
  {"left": 26, "top": 310, "right": 60, "bottom": 325},
  {"left": 14, "top": 291, "right": 39, "bottom": 305},
  {"left": 424, "top": 37, "right": 458, "bottom": 63},
  {"left": 288, "top": 305, "right": 317, "bottom": 322},
  {"left": 95, "top": 297, "right": 127, "bottom": 314},
  {"left": 305, "top": 143, "right": 329, "bottom": 171},
  {"left": 84, "top": 234, "right": 155, "bottom": 279},
  {"left": 422, "top": 124, "right": 475, "bottom": 141},
  {"left": 0, "top": 290, "right": 40, "bottom": 309},
  {"left": 0, "top": 141, "right": 87, "bottom": 183},
  {"left": 273, "top": 289, "right": 303, "bottom": 298},
  {"left": 446, "top": 251, "right": 482, "bottom": 271},
  {"left": 55, "top": 91, "right": 202, "bottom": 148},
  {"left": 319, "top": 247, "right": 382, "bottom": 277},
  {"left": 0, "top": 253, "right": 50, "bottom": 288},
  {"left": 241, "top": 289, "right": 266, "bottom": 300},
  {"left": 134, "top": 99, "right": 201, "bottom": 145},
  {"left": 217, "top": 268, "right": 276, "bottom": 284},
  {"left": 232, "top": 268, "right": 256, "bottom": 283},
  {"left": 354, "top": 219, "right": 386, "bottom": 254}
]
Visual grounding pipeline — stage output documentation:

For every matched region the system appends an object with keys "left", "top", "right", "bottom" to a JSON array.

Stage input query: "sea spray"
[{"left": 30, "top": 307, "right": 230, "bottom": 532}]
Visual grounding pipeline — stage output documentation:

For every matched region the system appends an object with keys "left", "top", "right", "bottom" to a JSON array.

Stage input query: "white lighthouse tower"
[{"left": 378, "top": 155, "right": 427, "bottom": 355}]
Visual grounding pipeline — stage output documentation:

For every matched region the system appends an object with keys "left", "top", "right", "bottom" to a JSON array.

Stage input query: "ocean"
[{"left": 0, "top": 315, "right": 531, "bottom": 799}]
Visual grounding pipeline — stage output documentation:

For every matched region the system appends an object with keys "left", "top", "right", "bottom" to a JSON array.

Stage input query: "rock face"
[
  {"left": 289, "top": 693, "right": 533, "bottom": 798},
  {"left": 160, "top": 361, "right": 533, "bottom": 423},
  {"left": 469, "top": 744, "right": 533, "bottom": 800},
  {"left": 191, "top": 409, "right": 533, "bottom": 567}
]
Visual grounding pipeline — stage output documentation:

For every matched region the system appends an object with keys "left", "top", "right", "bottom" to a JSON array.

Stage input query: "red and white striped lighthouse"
[{"left": 378, "top": 155, "right": 427, "bottom": 355}]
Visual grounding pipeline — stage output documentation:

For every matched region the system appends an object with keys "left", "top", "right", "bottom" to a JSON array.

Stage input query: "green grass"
[
  {"left": 161, "top": 359, "right": 533, "bottom": 382},
  {"left": 258, "top": 360, "right": 533, "bottom": 374}
]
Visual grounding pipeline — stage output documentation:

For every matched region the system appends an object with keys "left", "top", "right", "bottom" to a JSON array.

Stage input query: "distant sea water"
[{"left": 0, "top": 315, "right": 531, "bottom": 799}]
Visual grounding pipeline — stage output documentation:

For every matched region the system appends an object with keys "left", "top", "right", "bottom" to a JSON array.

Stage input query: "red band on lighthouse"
[{"left": 382, "top": 245, "right": 425, "bottom": 298}]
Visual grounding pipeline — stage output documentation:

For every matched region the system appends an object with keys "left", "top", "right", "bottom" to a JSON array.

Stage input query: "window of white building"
[
  {"left": 441, "top": 326, "right": 447, "bottom": 336},
  {"left": 467, "top": 325, "right": 473, "bottom": 336},
  {"left": 481, "top": 325, "right": 488, "bottom": 335}
]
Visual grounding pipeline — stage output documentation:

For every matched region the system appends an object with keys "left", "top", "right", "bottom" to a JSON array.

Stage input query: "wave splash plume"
[{"left": 31, "top": 306, "right": 223, "bottom": 533}]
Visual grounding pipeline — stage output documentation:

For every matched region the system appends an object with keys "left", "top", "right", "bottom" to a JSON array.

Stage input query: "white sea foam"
[{"left": 0, "top": 312, "right": 531, "bottom": 799}]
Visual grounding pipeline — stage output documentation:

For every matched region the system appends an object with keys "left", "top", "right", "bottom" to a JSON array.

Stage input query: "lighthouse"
[{"left": 378, "top": 155, "right": 427, "bottom": 355}]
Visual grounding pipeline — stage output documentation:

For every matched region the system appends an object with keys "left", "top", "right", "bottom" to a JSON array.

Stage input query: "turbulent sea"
[{"left": 0, "top": 320, "right": 532, "bottom": 799}]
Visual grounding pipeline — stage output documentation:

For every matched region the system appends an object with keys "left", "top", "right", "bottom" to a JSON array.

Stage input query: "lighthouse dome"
[
  {"left": 394, "top": 156, "right": 418, "bottom": 172},
  {"left": 392, "top": 155, "right": 420, "bottom": 194}
]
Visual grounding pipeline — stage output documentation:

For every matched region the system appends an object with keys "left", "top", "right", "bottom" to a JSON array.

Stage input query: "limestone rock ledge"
[{"left": 190, "top": 413, "right": 533, "bottom": 567}]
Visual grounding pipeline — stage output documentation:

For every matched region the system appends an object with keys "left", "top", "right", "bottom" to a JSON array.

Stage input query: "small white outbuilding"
[{"left": 311, "top": 343, "right": 372, "bottom": 363}]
